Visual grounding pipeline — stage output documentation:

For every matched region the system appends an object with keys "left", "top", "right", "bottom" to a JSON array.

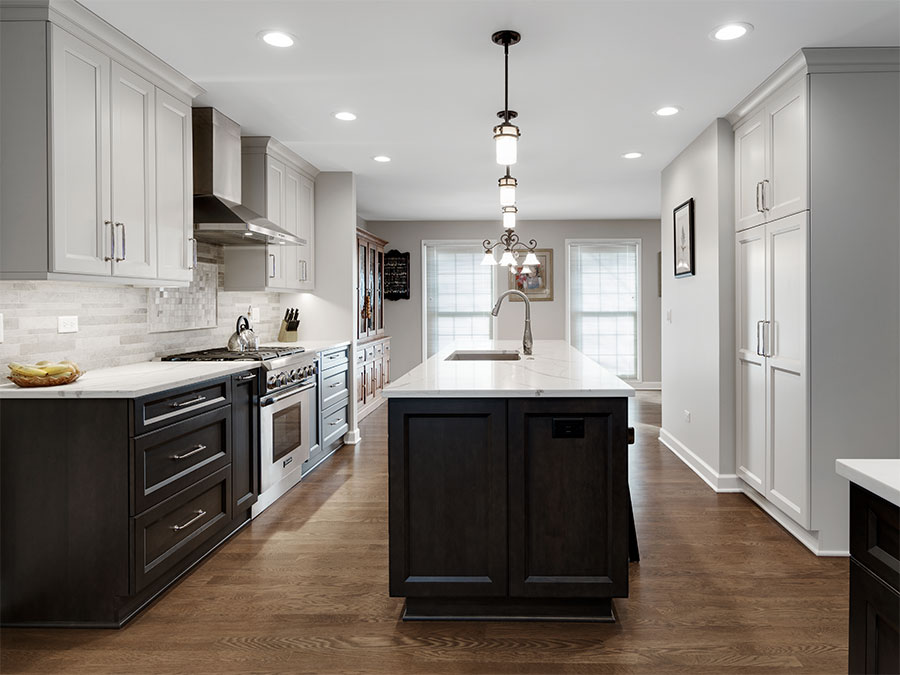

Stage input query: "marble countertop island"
[
  {"left": 383, "top": 340, "right": 634, "bottom": 399},
  {"left": 836, "top": 459, "right": 900, "bottom": 506}
]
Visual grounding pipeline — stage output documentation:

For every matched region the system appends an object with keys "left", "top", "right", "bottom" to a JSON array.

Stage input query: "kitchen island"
[{"left": 383, "top": 340, "right": 634, "bottom": 621}]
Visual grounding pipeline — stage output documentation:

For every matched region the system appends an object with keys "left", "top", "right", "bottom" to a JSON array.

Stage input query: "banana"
[
  {"left": 42, "top": 363, "right": 75, "bottom": 375},
  {"left": 35, "top": 360, "right": 51, "bottom": 366},
  {"left": 8, "top": 363, "right": 48, "bottom": 377}
]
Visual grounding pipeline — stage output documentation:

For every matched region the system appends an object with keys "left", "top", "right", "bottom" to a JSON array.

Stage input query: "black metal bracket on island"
[{"left": 388, "top": 396, "right": 631, "bottom": 622}]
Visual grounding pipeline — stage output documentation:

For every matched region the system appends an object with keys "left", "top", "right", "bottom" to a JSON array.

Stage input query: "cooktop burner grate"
[{"left": 163, "top": 346, "right": 306, "bottom": 362}]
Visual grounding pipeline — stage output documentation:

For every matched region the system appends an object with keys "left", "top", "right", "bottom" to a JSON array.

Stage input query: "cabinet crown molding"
[
  {"left": 0, "top": 0, "right": 204, "bottom": 100},
  {"left": 727, "top": 47, "right": 899, "bottom": 125},
  {"left": 240, "top": 136, "right": 319, "bottom": 179}
]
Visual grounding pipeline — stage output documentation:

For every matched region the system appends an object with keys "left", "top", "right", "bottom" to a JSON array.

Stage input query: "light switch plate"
[
  {"left": 666, "top": 309, "right": 672, "bottom": 323},
  {"left": 250, "top": 306, "right": 261, "bottom": 323},
  {"left": 683, "top": 409, "right": 691, "bottom": 423},
  {"left": 58, "top": 315, "right": 78, "bottom": 333}
]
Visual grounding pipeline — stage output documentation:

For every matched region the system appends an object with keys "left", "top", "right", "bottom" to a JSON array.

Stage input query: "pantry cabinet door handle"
[
  {"left": 755, "top": 182, "right": 763, "bottom": 213},
  {"left": 104, "top": 220, "right": 114, "bottom": 261},
  {"left": 171, "top": 444, "right": 207, "bottom": 460},
  {"left": 171, "top": 510, "right": 206, "bottom": 531},
  {"left": 756, "top": 320, "right": 764, "bottom": 356},
  {"left": 765, "top": 320, "right": 773, "bottom": 357},
  {"left": 762, "top": 179, "right": 770, "bottom": 211}
]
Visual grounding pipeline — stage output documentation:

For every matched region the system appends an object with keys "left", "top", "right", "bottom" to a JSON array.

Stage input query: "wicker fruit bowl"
[{"left": 7, "top": 361, "right": 84, "bottom": 388}]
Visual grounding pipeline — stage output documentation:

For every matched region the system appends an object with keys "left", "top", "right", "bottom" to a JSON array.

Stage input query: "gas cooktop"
[{"left": 162, "top": 346, "right": 306, "bottom": 362}]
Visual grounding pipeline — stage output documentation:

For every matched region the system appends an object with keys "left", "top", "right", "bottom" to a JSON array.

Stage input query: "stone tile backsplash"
[{"left": 0, "top": 244, "right": 284, "bottom": 371}]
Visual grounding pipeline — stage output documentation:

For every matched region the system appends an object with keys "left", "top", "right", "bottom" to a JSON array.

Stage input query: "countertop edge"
[{"left": 836, "top": 459, "right": 900, "bottom": 507}]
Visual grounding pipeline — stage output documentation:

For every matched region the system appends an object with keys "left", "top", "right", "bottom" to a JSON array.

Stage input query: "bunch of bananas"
[{"left": 7, "top": 360, "right": 83, "bottom": 387}]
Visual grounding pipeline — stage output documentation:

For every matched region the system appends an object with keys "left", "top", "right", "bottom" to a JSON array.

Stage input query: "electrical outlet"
[
  {"left": 683, "top": 409, "right": 691, "bottom": 423},
  {"left": 250, "top": 306, "right": 261, "bottom": 323},
  {"left": 666, "top": 309, "right": 672, "bottom": 324},
  {"left": 58, "top": 315, "right": 78, "bottom": 334}
]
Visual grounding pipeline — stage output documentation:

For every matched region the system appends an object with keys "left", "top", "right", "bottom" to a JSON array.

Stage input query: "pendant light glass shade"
[
  {"left": 481, "top": 250, "right": 497, "bottom": 266},
  {"left": 522, "top": 251, "right": 540, "bottom": 266},
  {"left": 502, "top": 205, "right": 517, "bottom": 229},
  {"left": 499, "top": 173, "right": 517, "bottom": 206},
  {"left": 520, "top": 265, "right": 532, "bottom": 275},
  {"left": 494, "top": 123, "right": 520, "bottom": 165},
  {"left": 499, "top": 249, "right": 517, "bottom": 267}
]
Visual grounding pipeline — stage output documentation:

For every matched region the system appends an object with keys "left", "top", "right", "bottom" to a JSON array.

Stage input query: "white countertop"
[
  {"left": 0, "top": 361, "right": 260, "bottom": 399},
  {"left": 383, "top": 340, "right": 634, "bottom": 399},
  {"left": 836, "top": 459, "right": 900, "bottom": 506}
]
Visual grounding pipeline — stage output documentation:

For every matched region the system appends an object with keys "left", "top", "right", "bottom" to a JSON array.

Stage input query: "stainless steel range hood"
[{"left": 192, "top": 108, "right": 305, "bottom": 246}]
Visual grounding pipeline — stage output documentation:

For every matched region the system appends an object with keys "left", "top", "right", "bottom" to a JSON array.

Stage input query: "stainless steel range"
[{"left": 163, "top": 346, "right": 318, "bottom": 516}]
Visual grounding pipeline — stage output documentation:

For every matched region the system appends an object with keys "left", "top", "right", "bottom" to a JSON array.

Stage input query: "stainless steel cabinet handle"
[
  {"left": 269, "top": 253, "right": 276, "bottom": 279},
  {"left": 171, "top": 395, "right": 207, "bottom": 408},
  {"left": 188, "top": 237, "right": 197, "bottom": 270},
  {"left": 237, "top": 373, "right": 256, "bottom": 381},
  {"left": 765, "top": 320, "right": 773, "bottom": 357},
  {"left": 329, "top": 382, "right": 341, "bottom": 388},
  {"left": 329, "top": 419, "right": 343, "bottom": 426},
  {"left": 171, "top": 444, "right": 207, "bottom": 460},
  {"left": 755, "top": 182, "right": 763, "bottom": 213},
  {"left": 171, "top": 509, "right": 206, "bottom": 531},
  {"left": 104, "top": 220, "right": 114, "bottom": 261},
  {"left": 115, "top": 222, "right": 126, "bottom": 261},
  {"left": 756, "top": 320, "right": 764, "bottom": 356},
  {"left": 762, "top": 179, "right": 770, "bottom": 211}
]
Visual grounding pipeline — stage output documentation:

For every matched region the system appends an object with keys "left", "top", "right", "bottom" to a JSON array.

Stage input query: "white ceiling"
[{"left": 83, "top": 0, "right": 899, "bottom": 222}]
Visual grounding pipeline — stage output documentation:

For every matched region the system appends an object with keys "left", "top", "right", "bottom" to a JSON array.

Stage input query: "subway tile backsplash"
[{"left": 0, "top": 244, "right": 283, "bottom": 371}]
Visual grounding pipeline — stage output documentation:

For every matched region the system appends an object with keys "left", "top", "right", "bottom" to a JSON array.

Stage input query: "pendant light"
[
  {"left": 492, "top": 30, "right": 521, "bottom": 165},
  {"left": 502, "top": 205, "right": 517, "bottom": 229},
  {"left": 499, "top": 169, "right": 517, "bottom": 206},
  {"left": 499, "top": 249, "right": 517, "bottom": 267}
]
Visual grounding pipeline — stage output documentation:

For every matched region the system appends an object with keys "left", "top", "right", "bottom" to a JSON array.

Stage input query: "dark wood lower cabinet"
[
  {"left": 848, "top": 484, "right": 900, "bottom": 674},
  {"left": 388, "top": 397, "right": 629, "bottom": 621},
  {"left": 0, "top": 373, "right": 259, "bottom": 628}
]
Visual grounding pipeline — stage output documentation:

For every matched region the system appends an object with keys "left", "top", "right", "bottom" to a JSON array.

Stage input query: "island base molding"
[{"left": 402, "top": 597, "right": 615, "bottom": 622}]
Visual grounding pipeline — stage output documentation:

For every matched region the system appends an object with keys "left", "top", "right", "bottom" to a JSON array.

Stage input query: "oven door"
[{"left": 259, "top": 382, "right": 314, "bottom": 493}]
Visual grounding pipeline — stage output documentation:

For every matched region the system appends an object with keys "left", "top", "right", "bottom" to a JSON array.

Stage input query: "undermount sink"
[{"left": 445, "top": 350, "right": 521, "bottom": 361}]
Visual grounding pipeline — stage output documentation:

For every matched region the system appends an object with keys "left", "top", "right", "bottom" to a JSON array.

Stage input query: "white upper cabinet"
[
  {"left": 733, "top": 75, "right": 808, "bottom": 231},
  {"left": 155, "top": 89, "right": 193, "bottom": 282},
  {"left": 0, "top": 7, "right": 202, "bottom": 284},
  {"left": 297, "top": 173, "right": 315, "bottom": 290},
  {"left": 110, "top": 61, "right": 156, "bottom": 279},
  {"left": 49, "top": 25, "right": 112, "bottom": 276}
]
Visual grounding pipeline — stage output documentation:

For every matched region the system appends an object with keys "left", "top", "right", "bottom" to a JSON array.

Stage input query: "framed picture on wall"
[
  {"left": 508, "top": 248, "right": 553, "bottom": 301},
  {"left": 673, "top": 198, "right": 695, "bottom": 277}
]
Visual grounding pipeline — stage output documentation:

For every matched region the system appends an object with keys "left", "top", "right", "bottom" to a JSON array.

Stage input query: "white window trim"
[
  {"left": 421, "top": 239, "right": 497, "bottom": 363},
  {"left": 565, "top": 238, "right": 643, "bottom": 382}
]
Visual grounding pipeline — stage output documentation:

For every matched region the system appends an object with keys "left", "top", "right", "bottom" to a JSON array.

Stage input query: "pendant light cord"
[{"left": 504, "top": 42, "right": 509, "bottom": 123}]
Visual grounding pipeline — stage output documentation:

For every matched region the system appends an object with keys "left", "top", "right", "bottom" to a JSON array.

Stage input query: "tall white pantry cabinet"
[
  {"left": 731, "top": 48, "right": 899, "bottom": 554},
  {"left": 0, "top": 1, "right": 202, "bottom": 284}
]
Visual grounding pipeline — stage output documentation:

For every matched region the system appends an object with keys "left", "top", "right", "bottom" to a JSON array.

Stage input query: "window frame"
[
  {"left": 421, "top": 239, "right": 497, "bottom": 363},
  {"left": 565, "top": 238, "right": 642, "bottom": 382}
]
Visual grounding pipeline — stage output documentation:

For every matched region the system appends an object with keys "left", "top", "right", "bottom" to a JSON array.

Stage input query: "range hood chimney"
[{"left": 192, "top": 108, "right": 305, "bottom": 246}]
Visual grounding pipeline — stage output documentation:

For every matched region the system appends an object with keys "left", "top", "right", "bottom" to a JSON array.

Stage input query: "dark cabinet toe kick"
[{"left": 402, "top": 597, "right": 615, "bottom": 622}]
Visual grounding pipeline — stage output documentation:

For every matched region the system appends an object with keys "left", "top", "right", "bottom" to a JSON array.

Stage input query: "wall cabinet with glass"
[
  {"left": 0, "top": 7, "right": 201, "bottom": 284},
  {"left": 356, "top": 229, "right": 387, "bottom": 340}
]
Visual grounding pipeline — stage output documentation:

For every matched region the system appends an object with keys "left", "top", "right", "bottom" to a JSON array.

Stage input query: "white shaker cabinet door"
[
  {"left": 735, "top": 225, "right": 767, "bottom": 494},
  {"left": 110, "top": 62, "right": 156, "bottom": 279},
  {"left": 265, "top": 158, "right": 287, "bottom": 289},
  {"left": 49, "top": 26, "right": 112, "bottom": 276},
  {"left": 283, "top": 166, "right": 302, "bottom": 289},
  {"left": 765, "top": 212, "right": 809, "bottom": 528},
  {"left": 297, "top": 174, "right": 315, "bottom": 290},
  {"left": 734, "top": 110, "right": 767, "bottom": 232},
  {"left": 766, "top": 77, "right": 808, "bottom": 222},
  {"left": 155, "top": 89, "right": 193, "bottom": 282}
]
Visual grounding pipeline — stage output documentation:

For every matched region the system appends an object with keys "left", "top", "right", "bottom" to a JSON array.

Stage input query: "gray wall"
[
  {"left": 366, "top": 219, "right": 661, "bottom": 382},
  {"left": 659, "top": 119, "right": 735, "bottom": 478}
]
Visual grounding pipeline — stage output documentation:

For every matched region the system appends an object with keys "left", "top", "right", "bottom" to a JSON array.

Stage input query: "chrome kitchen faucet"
[{"left": 491, "top": 289, "right": 533, "bottom": 355}]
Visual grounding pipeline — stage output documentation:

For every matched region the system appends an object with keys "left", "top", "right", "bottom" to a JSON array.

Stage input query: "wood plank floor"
[{"left": 1, "top": 392, "right": 849, "bottom": 674}]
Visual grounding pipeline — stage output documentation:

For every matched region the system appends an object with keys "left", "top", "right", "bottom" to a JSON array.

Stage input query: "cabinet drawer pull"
[
  {"left": 329, "top": 382, "right": 341, "bottom": 388},
  {"left": 237, "top": 373, "right": 256, "bottom": 381},
  {"left": 171, "top": 395, "right": 207, "bottom": 408},
  {"left": 329, "top": 419, "right": 344, "bottom": 426},
  {"left": 171, "top": 509, "right": 206, "bottom": 531},
  {"left": 171, "top": 444, "right": 207, "bottom": 460}
]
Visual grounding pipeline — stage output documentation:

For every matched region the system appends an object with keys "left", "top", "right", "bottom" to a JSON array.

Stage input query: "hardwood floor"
[{"left": 1, "top": 393, "right": 849, "bottom": 674}]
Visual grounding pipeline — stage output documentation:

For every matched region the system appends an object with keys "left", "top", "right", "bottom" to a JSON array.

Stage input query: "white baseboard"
[
  {"left": 658, "top": 428, "right": 742, "bottom": 492},
  {"left": 625, "top": 380, "right": 661, "bottom": 390},
  {"left": 658, "top": 428, "right": 849, "bottom": 557},
  {"left": 343, "top": 428, "right": 361, "bottom": 445}
]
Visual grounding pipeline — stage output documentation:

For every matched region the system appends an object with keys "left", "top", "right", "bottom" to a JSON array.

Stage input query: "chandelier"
[{"left": 481, "top": 30, "right": 540, "bottom": 273}]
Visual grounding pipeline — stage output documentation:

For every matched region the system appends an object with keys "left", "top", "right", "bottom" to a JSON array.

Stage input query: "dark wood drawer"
[
  {"left": 323, "top": 404, "right": 349, "bottom": 447},
  {"left": 851, "top": 484, "right": 900, "bottom": 593},
  {"left": 133, "top": 466, "right": 232, "bottom": 592},
  {"left": 322, "top": 368, "right": 350, "bottom": 409},
  {"left": 134, "top": 378, "right": 230, "bottom": 434},
  {"left": 321, "top": 346, "right": 349, "bottom": 371},
  {"left": 133, "top": 406, "right": 232, "bottom": 515}
]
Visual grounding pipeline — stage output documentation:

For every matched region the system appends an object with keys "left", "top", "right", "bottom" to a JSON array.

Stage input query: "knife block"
[{"left": 277, "top": 320, "right": 299, "bottom": 343}]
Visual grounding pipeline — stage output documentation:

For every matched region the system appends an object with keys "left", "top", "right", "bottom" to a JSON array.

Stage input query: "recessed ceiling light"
[
  {"left": 654, "top": 106, "right": 681, "bottom": 117},
  {"left": 259, "top": 30, "right": 295, "bottom": 48},
  {"left": 621, "top": 151, "right": 643, "bottom": 159},
  {"left": 711, "top": 22, "right": 754, "bottom": 41},
  {"left": 334, "top": 111, "right": 357, "bottom": 121},
  {"left": 373, "top": 155, "right": 391, "bottom": 163}
]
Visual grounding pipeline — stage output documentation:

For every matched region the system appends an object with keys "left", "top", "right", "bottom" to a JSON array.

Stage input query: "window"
[
  {"left": 424, "top": 242, "right": 494, "bottom": 357},
  {"left": 568, "top": 240, "right": 640, "bottom": 379}
]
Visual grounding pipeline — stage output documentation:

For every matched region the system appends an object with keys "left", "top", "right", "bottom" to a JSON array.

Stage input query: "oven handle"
[{"left": 260, "top": 381, "right": 316, "bottom": 407}]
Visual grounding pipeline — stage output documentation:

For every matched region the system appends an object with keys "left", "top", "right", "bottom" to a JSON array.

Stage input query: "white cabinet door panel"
[
  {"left": 735, "top": 226, "right": 767, "bottom": 493},
  {"left": 155, "top": 89, "right": 192, "bottom": 282},
  {"left": 735, "top": 111, "right": 767, "bottom": 232},
  {"left": 50, "top": 26, "right": 111, "bottom": 275},
  {"left": 765, "top": 213, "right": 809, "bottom": 527},
  {"left": 283, "top": 167, "right": 301, "bottom": 289},
  {"left": 265, "top": 158, "right": 286, "bottom": 289},
  {"left": 110, "top": 62, "right": 155, "bottom": 279},
  {"left": 767, "top": 78, "right": 808, "bottom": 222},
  {"left": 298, "top": 174, "right": 315, "bottom": 289}
]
